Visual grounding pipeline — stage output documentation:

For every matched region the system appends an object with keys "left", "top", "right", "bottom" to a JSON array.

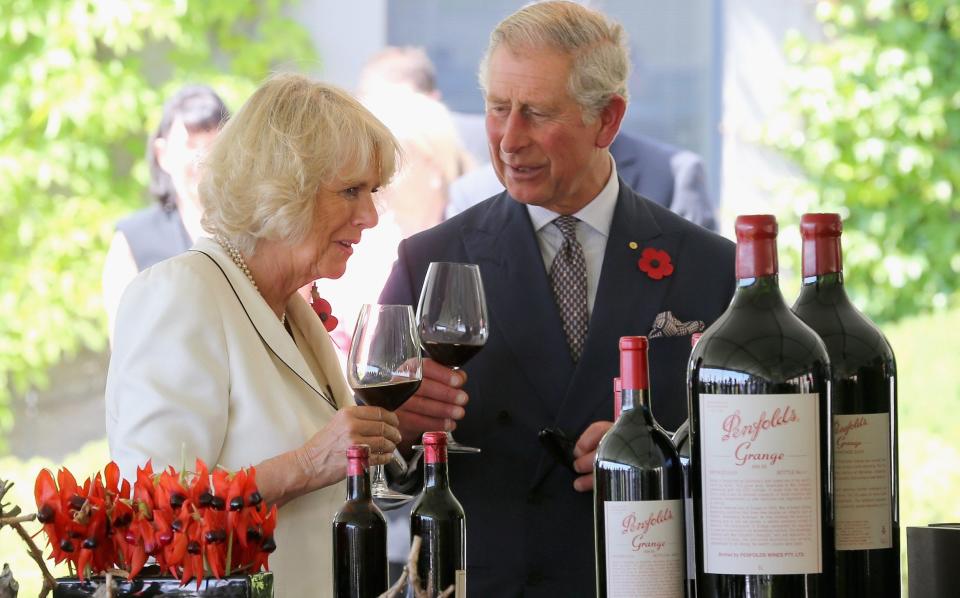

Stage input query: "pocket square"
[{"left": 648, "top": 310, "right": 704, "bottom": 338}]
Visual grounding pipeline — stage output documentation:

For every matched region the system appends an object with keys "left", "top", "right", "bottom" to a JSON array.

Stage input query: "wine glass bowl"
[
  {"left": 416, "top": 262, "right": 489, "bottom": 453},
  {"left": 347, "top": 304, "right": 423, "bottom": 506}
]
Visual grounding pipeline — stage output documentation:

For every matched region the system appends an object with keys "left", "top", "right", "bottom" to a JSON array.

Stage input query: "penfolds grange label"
[
  {"left": 603, "top": 499, "right": 684, "bottom": 598},
  {"left": 699, "top": 393, "right": 822, "bottom": 575},
  {"left": 834, "top": 413, "right": 893, "bottom": 550}
]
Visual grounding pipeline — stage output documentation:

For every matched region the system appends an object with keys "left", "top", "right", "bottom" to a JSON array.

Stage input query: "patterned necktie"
[{"left": 549, "top": 215, "right": 589, "bottom": 362}]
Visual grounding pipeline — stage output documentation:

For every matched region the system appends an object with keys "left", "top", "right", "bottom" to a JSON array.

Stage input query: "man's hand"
[
  {"left": 395, "top": 358, "right": 469, "bottom": 452},
  {"left": 572, "top": 421, "right": 614, "bottom": 492}
]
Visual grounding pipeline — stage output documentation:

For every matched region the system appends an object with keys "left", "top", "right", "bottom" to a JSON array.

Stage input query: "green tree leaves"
[
  {"left": 0, "top": 0, "right": 316, "bottom": 449},
  {"left": 771, "top": 0, "right": 960, "bottom": 321}
]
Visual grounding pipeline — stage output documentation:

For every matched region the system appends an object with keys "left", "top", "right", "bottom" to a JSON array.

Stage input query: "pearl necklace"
[{"left": 215, "top": 235, "right": 286, "bottom": 325}]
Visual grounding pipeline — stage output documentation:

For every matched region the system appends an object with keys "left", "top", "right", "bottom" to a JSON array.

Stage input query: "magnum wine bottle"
[
  {"left": 594, "top": 336, "right": 686, "bottom": 598},
  {"left": 674, "top": 332, "right": 701, "bottom": 598},
  {"left": 332, "top": 444, "right": 388, "bottom": 598},
  {"left": 792, "top": 213, "right": 899, "bottom": 597},
  {"left": 409, "top": 431, "right": 466, "bottom": 597},
  {"left": 689, "top": 214, "right": 832, "bottom": 597}
]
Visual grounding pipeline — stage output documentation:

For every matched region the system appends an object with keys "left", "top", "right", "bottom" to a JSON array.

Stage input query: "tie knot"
[{"left": 553, "top": 215, "right": 579, "bottom": 241}]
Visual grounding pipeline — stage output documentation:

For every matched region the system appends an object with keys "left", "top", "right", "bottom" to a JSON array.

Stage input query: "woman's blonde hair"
[
  {"left": 478, "top": 0, "right": 630, "bottom": 123},
  {"left": 199, "top": 73, "right": 400, "bottom": 254}
]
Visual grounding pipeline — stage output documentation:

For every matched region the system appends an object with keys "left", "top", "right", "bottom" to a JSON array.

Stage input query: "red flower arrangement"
[
  {"left": 637, "top": 247, "right": 674, "bottom": 280},
  {"left": 310, "top": 283, "right": 338, "bottom": 332},
  {"left": 34, "top": 459, "right": 277, "bottom": 588}
]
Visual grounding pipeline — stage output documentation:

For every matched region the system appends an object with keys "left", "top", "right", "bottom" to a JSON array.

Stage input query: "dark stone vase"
[{"left": 52, "top": 572, "right": 273, "bottom": 597}]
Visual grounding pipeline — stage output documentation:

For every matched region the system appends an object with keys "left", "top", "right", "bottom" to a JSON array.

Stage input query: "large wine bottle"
[
  {"left": 409, "top": 431, "right": 466, "bottom": 597},
  {"left": 792, "top": 213, "right": 899, "bottom": 597},
  {"left": 673, "top": 332, "right": 701, "bottom": 598},
  {"left": 594, "top": 336, "right": 686, "bottom": 598},
  {"left": 332, "top": 444, "right": 388, "bottom": 598},
  {"left": 689, "top": 214, "right": 832, "bottom": 597}
]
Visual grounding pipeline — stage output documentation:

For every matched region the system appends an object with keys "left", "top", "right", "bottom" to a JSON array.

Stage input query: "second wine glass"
[
  {"left": 416, "top": 262, "right": 489, "bottom": 454},
  {"left": 347, "top": 304, "right": 423, "bottom": 505}
]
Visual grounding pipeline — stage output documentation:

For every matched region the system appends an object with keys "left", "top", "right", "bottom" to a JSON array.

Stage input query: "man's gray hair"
[{"left": 478, "top": 1, "right": 630, "bottom": 122}]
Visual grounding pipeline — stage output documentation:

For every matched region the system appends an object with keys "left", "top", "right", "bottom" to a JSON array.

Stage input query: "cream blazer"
[{"left": 105, "top": 237, "right": 354, "bottom": 597}]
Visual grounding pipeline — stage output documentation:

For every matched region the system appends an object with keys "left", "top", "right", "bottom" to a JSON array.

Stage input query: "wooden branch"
[
  {"left": 0, "top": 513, "right": 35, "bottom": 526},
  {"left": 11, "top": 520, "right": 59, "bottom": 591},
  {"left": 0, "top": 478, "right": 58, "bottom": 596},
  {"left": 375, "top": 535, "right": 458, "bottom": 598}
]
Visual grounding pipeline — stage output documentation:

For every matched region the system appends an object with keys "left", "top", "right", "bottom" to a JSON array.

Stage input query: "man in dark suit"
[
  {"left": 447, "top": 131, "right": 719, "bottom": 231},
  {"left": 381, "top": 2, "right": 735, "bottom": 595}
]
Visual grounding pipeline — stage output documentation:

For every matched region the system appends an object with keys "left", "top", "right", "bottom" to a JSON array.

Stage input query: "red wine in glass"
[
  {"left": 353, "top": 379, "right": 422, "bottom": 412},
  {"left": 348, "top": 304, "right": 423, "bottom": 505},
  {"left": 420, "top": 341, "right": 483, "bottom": 369},
  {"left": 416, "top": 262, "right": 489, "bottom": 454}
]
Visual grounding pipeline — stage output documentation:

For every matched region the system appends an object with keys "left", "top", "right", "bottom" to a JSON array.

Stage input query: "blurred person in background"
[
  {"left": 105, "top": 73, "right": 403, "bottom": 597},
  {"left": 358, "top": 45, "right": 488, "bottom": 168},
  {"left": 101, "top": 85, "right": 229, "bottom": 340}
]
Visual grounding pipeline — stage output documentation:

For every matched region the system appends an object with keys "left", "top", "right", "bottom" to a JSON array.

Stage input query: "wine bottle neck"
[
  {"left": 801, "top": 232, "right": 842, "bottom": 278},
  {"left": 346, "top": 471, "right": 372, "bottom": 501},
  {"left": 736, "top": 236, "right": 778, "bottom": 279},
  {"left": 730, "top": 274, "right": 792, "bottom": 312},
  {"left": 424, "top": 462, "right": 450, "bottom": 489},
  {"left": 619, "top": 388, "right": 651, "bottom": 414}
]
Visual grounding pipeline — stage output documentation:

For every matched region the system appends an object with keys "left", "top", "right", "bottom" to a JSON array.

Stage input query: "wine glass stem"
[{"left": 371, "top": 463, "right": 391, "bottom": 495}]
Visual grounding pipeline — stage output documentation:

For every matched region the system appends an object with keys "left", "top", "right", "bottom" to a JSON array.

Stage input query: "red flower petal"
[
  {"left": 637, "top": 247, "right": 674, "bottom": 280},
  {"left": 309, "top": 284, "right": 339, "bottom": 332}
]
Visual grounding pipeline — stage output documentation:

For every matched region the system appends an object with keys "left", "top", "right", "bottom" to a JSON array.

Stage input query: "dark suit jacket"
[
  {"left": 446, "top": 132, "right": 718, "bottom": 231},
  {"left": 381, "top": 181, "right": 735, "bottom": 597}
]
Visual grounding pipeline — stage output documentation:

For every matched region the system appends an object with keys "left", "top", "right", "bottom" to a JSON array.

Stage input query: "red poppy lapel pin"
[
  {"left": 310, "top": 282, "right": 339, "bottom": 332},
  {"left": 636, "top": 246, "right": 674, "bottom": 280}
]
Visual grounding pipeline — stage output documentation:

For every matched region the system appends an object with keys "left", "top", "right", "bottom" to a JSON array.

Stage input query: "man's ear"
[{"left": 595, "top": 94, "right": 627, "bottom": 149}]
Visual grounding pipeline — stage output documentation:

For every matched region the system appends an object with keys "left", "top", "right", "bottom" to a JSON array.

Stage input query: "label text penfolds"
[
  {"left": 834, "top": 416, "right": 867, "bottom": 449},
  {"left": 621, "top": 507, "right": 674, "bottom": 551},
  {"left": 721, "top": 406, "right": 799, "bottom": 467}
]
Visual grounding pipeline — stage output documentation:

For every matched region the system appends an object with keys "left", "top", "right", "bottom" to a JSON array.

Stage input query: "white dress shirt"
[{"left": 526, "top": 158, "right": 620, "bottom": 315}]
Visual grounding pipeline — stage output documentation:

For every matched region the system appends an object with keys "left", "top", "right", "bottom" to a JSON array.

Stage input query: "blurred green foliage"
[
  {"left": 0, "top": 0, "right": 317, "bottom": 450},
  {"left": 769, "top": 0, "right": 960, "bottom": 322}
]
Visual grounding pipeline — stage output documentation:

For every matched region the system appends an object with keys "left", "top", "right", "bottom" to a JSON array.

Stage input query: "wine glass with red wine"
[
  {"left": 416, "top": 262, "right": 489, "bottom": 454},
  {"left": 347, "top": 304, "right": 423, "bottom": 503}
]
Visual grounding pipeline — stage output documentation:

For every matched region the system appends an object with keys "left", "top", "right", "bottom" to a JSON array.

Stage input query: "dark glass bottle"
[
  {"left": 688, "top": 214, "right": 832, "bottom": 597},
  {"left": 332, "top": 444, "right": 388, "bottom": 598},
  {"left": 674, "top": 332, "right": 701, "bottom": 598},
  {"left": 409, "top": 431, "right": 466, "bottom": 597},
  {"left": 792, "top": 213, "right": 899, "bottom": 597},
  {"left": 594, "top": 336, "right": 686, "bottom": 598}
]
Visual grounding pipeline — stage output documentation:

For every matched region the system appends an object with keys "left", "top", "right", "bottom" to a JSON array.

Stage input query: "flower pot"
[{"left": 52, "top": 572, "right": 273, "bottom": 597}]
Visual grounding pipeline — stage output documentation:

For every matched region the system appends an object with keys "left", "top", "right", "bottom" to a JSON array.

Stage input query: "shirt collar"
[{"left": 526, "top": 156, "right": 620, "bottom": 237}]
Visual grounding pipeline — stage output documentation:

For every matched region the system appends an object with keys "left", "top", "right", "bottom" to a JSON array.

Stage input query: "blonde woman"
[
  {"left": 317, "top": 88, "right": 474, "bottom": 352},
  {"left": 105, "top": 73, "right": 402, "bottom": 596}
]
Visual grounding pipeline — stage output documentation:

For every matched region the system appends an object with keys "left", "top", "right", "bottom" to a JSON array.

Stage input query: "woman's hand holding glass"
[
  {"left": 347, "top": 304, "right": 423, "bottom": 505},
  {"left": 260, "top": 406, "right": 400, "bottom": 508}
]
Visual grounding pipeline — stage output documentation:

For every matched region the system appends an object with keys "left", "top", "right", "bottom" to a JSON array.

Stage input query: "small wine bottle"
[
  {"left": 689, "top": 214, "right": 832, "bottom": 597},
  {"left": 594, "top": 336, "right": 686, "bottom": 598},
  {"left": 410, "top": 431, "right": 466, "bottom": 597},
  {"left": 792, "top": 213, "right": 899, "bottom": 597},
  {"left": 332, "top": 444, "right": 388, "bottom": 598},
  {"left": 674, "top": 331, "right": 701, "bottom": 598}
]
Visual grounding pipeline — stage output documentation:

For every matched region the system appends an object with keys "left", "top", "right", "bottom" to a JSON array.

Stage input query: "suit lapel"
[
  {"left": 461, "top": 195, "right": 572, "bottom": 413},
  {"left": 192, "top": 239, "right": 336, "bottom": 410}
]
